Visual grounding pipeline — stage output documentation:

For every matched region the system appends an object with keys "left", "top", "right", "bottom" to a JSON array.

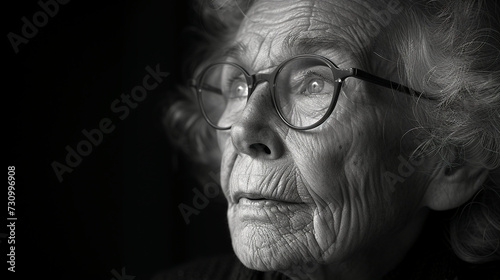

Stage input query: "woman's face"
[{"left": 217, "top": 0, "right": 432, "bottom": 277}]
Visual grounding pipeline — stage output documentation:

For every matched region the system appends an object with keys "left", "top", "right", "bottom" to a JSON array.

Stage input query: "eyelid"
[
  {"left": 227, "top": 74, "right": 246, "bottom": 84},
  {"left": 304, "top": 70, "right": 335, "bottom": 84},
  {"left": 222, "top": 71, "right": 245, "bottom": 87},
  {"left": 288, "top": 70, "right": 320, "bottom": 89}
]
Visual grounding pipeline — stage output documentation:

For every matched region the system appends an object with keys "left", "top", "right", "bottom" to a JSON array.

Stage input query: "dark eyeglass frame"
[{"left": 190, "top": 54, "right": 434, "bottom": 130}]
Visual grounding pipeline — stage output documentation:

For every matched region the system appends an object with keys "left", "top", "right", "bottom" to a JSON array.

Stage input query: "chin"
[{"left": 228, "top": 211, "right": 319, "bottom": 273}]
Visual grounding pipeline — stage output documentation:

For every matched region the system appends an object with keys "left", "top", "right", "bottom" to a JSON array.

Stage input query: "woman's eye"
[
  {"left": 298, "top": 72, "right": 333, "bottom": 96},
  {"left": 307, "top": 78, "right": 324, "bottom": 94},
  {"left": 230, "top": 80, "right": 248, "bottom": 97}
]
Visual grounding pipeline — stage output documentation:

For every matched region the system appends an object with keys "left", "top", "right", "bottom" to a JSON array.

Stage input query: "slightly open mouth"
[
  {"left": 237, "top": 197, "right": 304, "bottom": 206},
  {"left": 238, "top": 197, "right": 268, "bottom": 204},
  {"left": 238, "top": 197, "right": 280, "bottom": 206},
  {"left": 233, "top": 191, "right": 304, "bottom": 205}
]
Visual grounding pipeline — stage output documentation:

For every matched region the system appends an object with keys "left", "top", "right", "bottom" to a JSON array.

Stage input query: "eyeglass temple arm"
[
  {"left": 188, "top": 79, "right": 223, "bottom": 95},
  {"left": 350, "top": 69, "right": 436, "bottom": 101}
]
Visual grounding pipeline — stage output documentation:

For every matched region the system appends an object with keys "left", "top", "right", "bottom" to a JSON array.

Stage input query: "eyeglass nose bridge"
[{"left": 246, "top": 72, "right": 276, "bottom": 101}]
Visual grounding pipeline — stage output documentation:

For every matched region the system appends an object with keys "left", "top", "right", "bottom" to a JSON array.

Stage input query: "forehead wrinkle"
[
  {"left": 224, "top": 34, "right": 355, "bottom": 73},
  {"left": 251, "top": 30, "right": 279, "bottom": 70},
  {"left": 282, "top": 34, "right": 353, "bottom": 63},
  {"left": 231, "top": 0, "right": 318, "bottom": 70},
  {"left": 225, "top": 35, "right": 283, "bottom": 72},
  {"left": 224, "top": 0, "right": 376, "bottom": 71},
  {"left": 244, "top": 0, "right": 316, "bottom": 27}
]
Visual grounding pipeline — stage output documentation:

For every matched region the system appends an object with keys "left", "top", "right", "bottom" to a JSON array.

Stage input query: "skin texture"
[{"left": 215, "top": 0, "right": 438, "bottom": 279}]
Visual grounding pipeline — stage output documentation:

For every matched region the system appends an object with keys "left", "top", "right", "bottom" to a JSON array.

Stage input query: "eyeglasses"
[{"left": 191, "top": 54, "right": 433, "bottom": 130}]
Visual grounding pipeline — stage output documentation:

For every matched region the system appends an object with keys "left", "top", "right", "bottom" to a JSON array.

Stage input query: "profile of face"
[{"left": 213, "top": 0, "right": 465, "bottom": 278}]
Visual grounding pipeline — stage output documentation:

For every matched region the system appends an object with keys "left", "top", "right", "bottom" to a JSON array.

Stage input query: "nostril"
[
  {"left": 249, "top": 143, "right": 272, "bottom": 155},
  {"left": 263, "top": 146, "right": 271, "bottom": 154}
]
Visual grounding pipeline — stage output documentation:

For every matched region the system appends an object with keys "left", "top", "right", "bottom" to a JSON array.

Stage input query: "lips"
[
  {"left": 228, "top": 171, "right": 305, "bottom": 205},
  {"left": 233, "top": 191, "right": 304, "bottom": 205},
  {"left": 225, "top": 156, "right": 305, "bottom": 206}
]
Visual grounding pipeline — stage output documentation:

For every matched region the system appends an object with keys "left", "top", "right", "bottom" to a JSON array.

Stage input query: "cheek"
[
  {"left": 289, "top": 110, "right": 386, "bottom": 205},
  {"left": 285, "top": 107, "right": 407, "bottom": 257},
  {"left": 217, "top": 130, "right": 231, "bottom": 152},
  {"left": 217, "top": 130, "right": 237, "bottom": 199}
]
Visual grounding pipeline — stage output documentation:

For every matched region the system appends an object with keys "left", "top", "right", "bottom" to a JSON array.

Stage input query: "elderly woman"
[{"left": 164, "top": 0, "right": 500, "bottom": 279}]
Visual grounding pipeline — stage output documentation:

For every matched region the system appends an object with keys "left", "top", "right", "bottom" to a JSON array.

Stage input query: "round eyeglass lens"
[
  {"left": 274, "top": 57, "right": 337, "bottom": 128},
  {"left": 198, "top": 63, "right": 248, "bottom": 129}
]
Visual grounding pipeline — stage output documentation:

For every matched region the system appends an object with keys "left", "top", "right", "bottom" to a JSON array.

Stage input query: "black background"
[{"left": 4, "top": 1, "right": 232, "bottom": 279}]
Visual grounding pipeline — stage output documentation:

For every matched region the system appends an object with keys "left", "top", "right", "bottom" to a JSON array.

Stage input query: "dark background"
[{"left": 4, "top": 1, "right": 232, "bottom": 279}]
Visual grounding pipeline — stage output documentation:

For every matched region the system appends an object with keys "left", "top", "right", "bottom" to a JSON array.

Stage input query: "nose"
[{"left": 230, "top": 83, "right": 284, "bottom": 160}]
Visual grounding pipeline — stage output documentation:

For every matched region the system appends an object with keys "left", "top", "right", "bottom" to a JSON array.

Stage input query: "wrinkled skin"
[{"left": 216, "top": 0, "right": 434, "bottom": 279}]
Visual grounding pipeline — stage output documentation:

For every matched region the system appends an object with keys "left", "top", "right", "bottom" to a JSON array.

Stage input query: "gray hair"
[{"left": 386, "top": 0, "right": 500, "bottom": 263}]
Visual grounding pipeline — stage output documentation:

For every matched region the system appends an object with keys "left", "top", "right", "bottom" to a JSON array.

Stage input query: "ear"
[{"left": 423, "top": 161, "right": 489, "bottom": 211}]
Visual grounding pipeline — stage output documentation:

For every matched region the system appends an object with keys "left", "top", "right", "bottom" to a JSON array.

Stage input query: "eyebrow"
[
  {"left": 222, "top": 41, "right": 248, "bottom": 60},
  {"left": 282, "top": 34, "right": 352, "bottom": 58},
  {"left": 221, "top": 33, "right": 352, "bottom": 65}
]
